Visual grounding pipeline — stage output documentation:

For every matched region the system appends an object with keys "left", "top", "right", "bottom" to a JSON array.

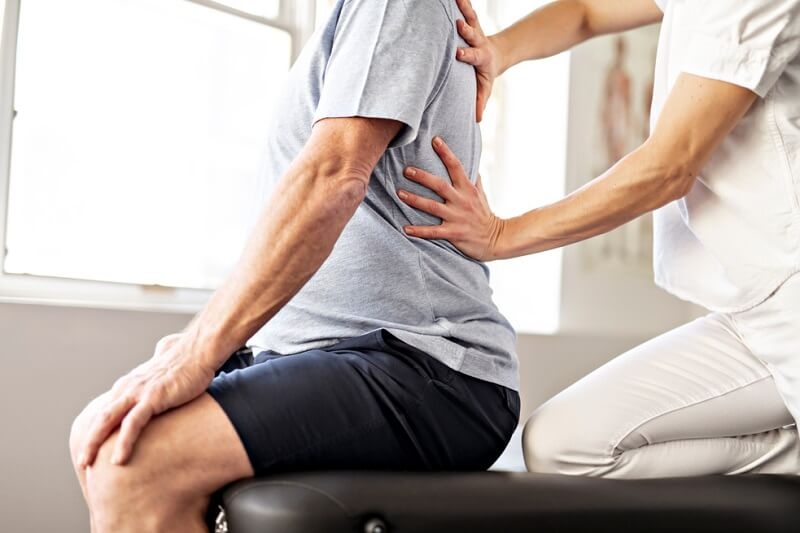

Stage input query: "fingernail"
[
  {"left": 457, "top": 49, "right": 464, "bottom": 58},
  {"left": 77, "top": 454, "right": 87, "bottom": 467},
  {"left": 405, "top": 227, "right": 415, "bottom": 235},
  {"left": 398, "top": 190, "right": 408, "bottom": 200},
  {"left": 112, "top": 454, "right": 121, "bottom": 465},
  {"left": 433, "top": 137, "right": 443, "bottom": 147},
  {"left": 405, "top": 167, "right": 417, "bottom": 177}
]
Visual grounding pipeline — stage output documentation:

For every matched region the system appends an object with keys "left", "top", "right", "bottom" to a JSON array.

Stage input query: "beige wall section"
[
  {"left": 0, "top": 303, "right": 192, "bottom": 533},
  {"left": 515, "top": 332, "right": 646, "bottom": 423},
  {"left": 0, "top": 300, "right": 651, "bottom": 532}
]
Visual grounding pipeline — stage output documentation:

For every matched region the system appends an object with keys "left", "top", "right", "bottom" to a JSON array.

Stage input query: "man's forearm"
[
  {"left": 182, "top": 161, "right": 365, "bottom": 367},
  {"left": 494, "top": 0, "right": 662, "bottom": 74},
  {"left": 180, "top": 118, "right": 402, "bottom": 369}
]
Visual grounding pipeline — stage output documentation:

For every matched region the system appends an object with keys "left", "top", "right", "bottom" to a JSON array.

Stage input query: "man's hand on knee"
[{"left": 75, "top": 333, "right": 216, "bottom": 468}]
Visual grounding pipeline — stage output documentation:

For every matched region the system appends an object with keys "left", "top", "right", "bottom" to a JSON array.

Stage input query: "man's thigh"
[
  {"left": 206, "top": 330, "right": 514, "bottom": 474},
  {"left": 206, "top": 337, "right": 425, "bottom": 474}
]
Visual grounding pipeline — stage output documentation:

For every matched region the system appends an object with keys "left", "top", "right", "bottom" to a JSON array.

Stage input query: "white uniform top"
[{"left": 651, "top": 0, "right": 800, "bottom": 312}]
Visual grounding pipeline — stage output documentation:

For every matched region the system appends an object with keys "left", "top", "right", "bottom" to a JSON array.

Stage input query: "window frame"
[
  {"left": 0, "top": 0, "right": 316, "bottom": 312},
  {"left": 1, "top": 0, "right": 568, "bottom": 333}
]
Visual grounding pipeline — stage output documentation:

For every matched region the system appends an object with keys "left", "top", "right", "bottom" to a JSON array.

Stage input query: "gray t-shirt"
[{"left": 248, "top": 0, "right": 518, "bottom": 390}]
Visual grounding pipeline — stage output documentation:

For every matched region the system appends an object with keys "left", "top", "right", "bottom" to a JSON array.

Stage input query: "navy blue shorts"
[{"left": 207, "top": 330, "right": 520, "bottom": 474}]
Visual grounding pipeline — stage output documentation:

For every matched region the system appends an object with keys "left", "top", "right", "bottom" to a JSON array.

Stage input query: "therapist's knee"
[
  {"left": 522, "top": 403, "right": 573, "bottom": 474},
  {"left": 522, "top": 400, "right": 616, "bottom": 477}
]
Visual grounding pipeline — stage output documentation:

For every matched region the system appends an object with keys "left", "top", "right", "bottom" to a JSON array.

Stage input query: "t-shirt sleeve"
[
  {"left": 652, "top": 0, "right": 667, "bottom": 12},
  {"left": 679, "top": 0, "right": 800, "bottom": 97},
  {"left": 314, "top": 0, "right": 453, "bottom": 148}
]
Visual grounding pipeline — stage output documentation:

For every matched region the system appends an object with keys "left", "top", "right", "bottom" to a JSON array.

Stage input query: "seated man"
[{"left": 69, "top": 1, "right": 519, "bottom": 531}]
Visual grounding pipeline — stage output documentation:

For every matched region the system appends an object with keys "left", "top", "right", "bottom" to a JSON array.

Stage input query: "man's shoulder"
[{"left": 340, "top": 0, "right": 455, "bottom": 28}]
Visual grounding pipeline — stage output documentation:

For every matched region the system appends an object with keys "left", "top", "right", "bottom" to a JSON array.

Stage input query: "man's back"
[{"left": 249, "top": 0, "right": 518, "bottom": 391}]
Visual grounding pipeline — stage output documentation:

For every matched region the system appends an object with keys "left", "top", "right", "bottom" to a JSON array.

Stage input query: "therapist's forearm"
[
  {"left": 495, "top": 144, "right": 690, "bottom": 259},
  {"left": 493, "top": 0, "right": 662, "bottom": 74},
  {"left": 493, "top": 74, "right": 756, "bottom": 260}
]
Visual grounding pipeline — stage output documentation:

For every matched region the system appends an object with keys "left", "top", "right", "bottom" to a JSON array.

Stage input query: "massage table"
[
  {"left": 213, "top": 471, "right": 800, "bottom": 532},
  {"left": 210, "top": 353, "right": 800, "bottom": 532}
]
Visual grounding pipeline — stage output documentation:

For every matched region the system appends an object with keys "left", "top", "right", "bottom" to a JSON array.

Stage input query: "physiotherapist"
[{"left": 398, "top": 0, "right": 800, "bottom": 477}]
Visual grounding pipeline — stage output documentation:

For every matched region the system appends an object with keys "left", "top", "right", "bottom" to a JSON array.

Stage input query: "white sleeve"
[{"left": 679, "top": 0, "right": 800, "bottom": 97}]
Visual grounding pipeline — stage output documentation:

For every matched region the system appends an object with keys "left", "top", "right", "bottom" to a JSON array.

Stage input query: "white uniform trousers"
[{"left": 523, "top": 274, "right": 800, "bottom": 478}]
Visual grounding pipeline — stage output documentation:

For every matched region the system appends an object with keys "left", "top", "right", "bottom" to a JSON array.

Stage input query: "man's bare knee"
[
  {"left": 85, "top": 432, "right": 184, "bottom": 533},
  {"left": 86, "top": 395, "right": 248, "bottom": 509},
  {"left": 75, "top": 394, "right": 249, "bottom": 533},
  {"left": 70, "top": 404, "right": 95, "bottom": 469},
  {"left": 70, "top": 393, "right": 110, "bottom": 468}
]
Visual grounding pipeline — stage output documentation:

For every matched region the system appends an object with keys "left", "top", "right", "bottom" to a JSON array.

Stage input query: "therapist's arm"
[
  {"left": 398, "top": 74, "right": 757, "bottom": 260},
  {"left": 77, "top": 117, "right": 402, "bottom": 467},
  {"left": 488, "top": 0, "right": 662, "bottom": 71},
  {"left": 455, "top": 0, "right": 663, "bottom": 120}
]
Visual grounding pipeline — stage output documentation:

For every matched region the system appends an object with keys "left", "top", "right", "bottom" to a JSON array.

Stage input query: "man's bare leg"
[
  {"left": 70, "top": 393, "right": 253, "bottom": 533},
  {"left": 70, "top": 393, "right": 111, "bottom": 533}
]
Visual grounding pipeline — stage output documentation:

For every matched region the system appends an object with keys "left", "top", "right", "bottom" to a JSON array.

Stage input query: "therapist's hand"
[
  {"left": 75, "top": 333, "right": 216, "bottom": 467},
  {"left": 455, "top": 0, "right": 501, "bottom": 122},
  {"left": 398, "top": 137, "right": 505, "bottom": 262}
]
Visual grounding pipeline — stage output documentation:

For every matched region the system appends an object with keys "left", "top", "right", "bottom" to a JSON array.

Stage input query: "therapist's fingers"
[
  {"left": 457, "top": 19, "right": 479, "bottom": 46},
  {"left": 432, "top": 137, "right": 471, "bottom": 188},
  {"left": 404, "top": 223, "right": 454, "bottom": 241},
  {"left": 476, "top": 86, "right": 490, "bottom": 123},
  {"left": 475, "top": 174, "right": 486, "bottom": 195},
  {"left": 456, "top": 0, "right": 481, "bottom": 31},
  {"left": 397, "top": 190, "right": 448, "bottom": 219},
  {"left": 403, "top": 167, "right": 457, "bottom": 201},
  {"left": 456, "top": 46, "right": 482, "bottom": 67}
]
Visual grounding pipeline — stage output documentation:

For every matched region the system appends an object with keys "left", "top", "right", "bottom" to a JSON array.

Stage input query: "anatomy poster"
[{"left": 575, "top": 25, "right": 660, "bottom": 275}]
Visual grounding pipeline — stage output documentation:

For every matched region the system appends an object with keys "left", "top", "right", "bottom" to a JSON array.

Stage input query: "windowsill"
[
  {"left": 0, "top": 295, "right": 202, "bottom": 314},
  {"left": 0, "top": 274, "right": 208, "bottom": 314},
  {"left": 0, "top": 274, "right": 569, "bottom": 329}
]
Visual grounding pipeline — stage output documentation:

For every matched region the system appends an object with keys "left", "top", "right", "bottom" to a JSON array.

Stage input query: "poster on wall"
[{"left": 577, "top": 25, "right": 660, "bottom": 276}]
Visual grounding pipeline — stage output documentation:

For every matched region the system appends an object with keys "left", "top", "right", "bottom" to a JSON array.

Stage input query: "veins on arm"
[{"left": 185, "top": 117, "right": 403, "bottom": 367}]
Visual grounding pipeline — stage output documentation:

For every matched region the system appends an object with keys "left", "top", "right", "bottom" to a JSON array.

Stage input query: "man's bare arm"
[
  {"left": 77, "top": 116, "right": 402, "bottom": 466},
  {"left": 185, "top": 117, "right": 402, "bottom": 364}
]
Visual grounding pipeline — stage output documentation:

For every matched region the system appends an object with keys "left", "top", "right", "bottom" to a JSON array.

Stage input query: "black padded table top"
[{"left": 220, "top": 472, "right": 800, "bottom": 533}]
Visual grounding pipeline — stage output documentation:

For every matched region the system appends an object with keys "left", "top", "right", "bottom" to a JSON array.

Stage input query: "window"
[
  {"left": 215, "top": 0, "right": 280, "bottom": 19},
  {"left": 0, "top": 0, "right": 315, "bottom": 309},
  {"left": 1, "top": 0, "right": 568, "bottom": 332},
  {"left": 465, "top": 2, "right": 570, "bottom": 334}
]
